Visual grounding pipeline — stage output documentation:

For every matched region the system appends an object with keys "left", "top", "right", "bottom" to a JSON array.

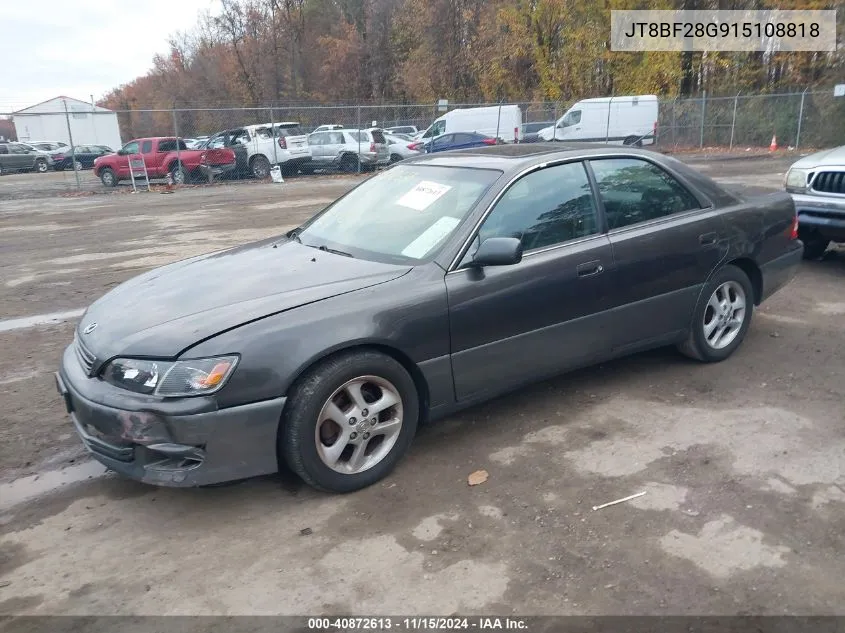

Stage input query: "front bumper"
[
  {"left": 790, "top": 192, "right": 845, "bottom": 240},
  {"left": 56, "top": 345, "right": 285, "bottom": 487}
]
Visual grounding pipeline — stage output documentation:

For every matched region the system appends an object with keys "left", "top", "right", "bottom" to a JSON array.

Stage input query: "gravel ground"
[{"left": 0, "top": 156, "right": 843, "bottom": 619}]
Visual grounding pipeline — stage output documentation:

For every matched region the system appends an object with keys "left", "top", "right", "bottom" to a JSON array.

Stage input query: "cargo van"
[
  {"left": 417, "top": 105, "right": 523, "bottom": 143},
  {"left": 538, "top": 95, "right": 658, "bottom": 146}
]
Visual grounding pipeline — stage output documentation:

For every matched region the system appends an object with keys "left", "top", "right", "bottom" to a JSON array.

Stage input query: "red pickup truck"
[{"left": 93, "top": 137, "right": 237, "bottom": 187}]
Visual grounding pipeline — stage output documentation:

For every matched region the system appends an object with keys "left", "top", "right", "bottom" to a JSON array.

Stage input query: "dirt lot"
[{"left": 1, "top": 156, "right": 844, "bottom": 617}]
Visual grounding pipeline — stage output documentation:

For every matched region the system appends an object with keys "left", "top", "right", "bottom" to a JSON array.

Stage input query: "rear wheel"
[
  {"left": 390, "top": 153, "right": 403, "bottom": 164},
  {"left": 35, "top": 159, "right": 48, "bottom": 173},
  {"left": 677, "top": 264, "right": 754, "bottom": 363},
  {"left": 73, "top": 160, "right": 83, "bottom": 171},
  {"left": 251, "top": 155, "right": 271, "bottom": 179},
  {"left": 170, "top": 163, "right": 188, "bottom": 184},
  {"left": 799, "top": 230, "right": 830, "bottom": 260},
  {"left": 280, "top": 350, "right": 419, "bottom": 493},
  {"left": 99, "top": 168, "right": 117, "bottom": 187}
]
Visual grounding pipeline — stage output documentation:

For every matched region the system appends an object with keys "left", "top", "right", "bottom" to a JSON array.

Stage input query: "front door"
[
  {"left": 586, "top": 157, "right": 728, "bottom": 352},
  {"left": 114, "top": 141, "right": 140, "bottom": 178},
  {"left": 446, "top": 160, "right": 616, "bottom": 401}
]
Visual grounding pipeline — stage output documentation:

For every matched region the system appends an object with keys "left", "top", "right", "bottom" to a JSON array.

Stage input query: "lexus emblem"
[{"left": 82, "top": 322, "right": 98, "bottom": 335}]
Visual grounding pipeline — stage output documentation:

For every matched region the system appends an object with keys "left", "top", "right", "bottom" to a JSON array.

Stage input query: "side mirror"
[
  {"left": 470, "top": 237, "right": 523, "bottom": 267},
  {"left": 117, "top": 149, "right": 126, "bottom": 156},
  {"left": 557, "top": 122, "right": 566, "bottom": 129}
]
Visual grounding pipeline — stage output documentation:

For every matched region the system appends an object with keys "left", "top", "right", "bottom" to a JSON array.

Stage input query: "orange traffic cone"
[{"left": 769, "top": 135, "right": 778, "bottom": 151}]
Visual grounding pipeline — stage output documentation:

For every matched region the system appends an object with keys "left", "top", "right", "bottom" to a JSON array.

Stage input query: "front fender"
[{"left": 184, "top": 265, "right": 451, "bottom": 410}]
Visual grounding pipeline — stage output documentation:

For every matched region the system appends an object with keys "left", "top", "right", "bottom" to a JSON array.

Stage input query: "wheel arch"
[
  {"left": 725, "top": 257, "right": 762, "bottom": 305},
  {"left": 281, "top": 341, "right": 432, "bottom": 426}
]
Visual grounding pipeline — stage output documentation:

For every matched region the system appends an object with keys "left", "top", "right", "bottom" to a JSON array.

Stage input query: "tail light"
[
  {"left": 278, "top": 137, "right": 287, "bottom": 149},
  {"left": 482, "top": 138, "right": 497, "bottom": 145},
  {"left": 54, "top": 154, "right": 65, "bottom": 160},
  {"left": 788, "top": 214, "right": 799, "bottom": 240},
  {"left": 514, "top": 126, "right": 519, "bottom": 143},
  {"left": 408, "top": 142, "right": 422, "bottom": 151},
  {"left": 200, "top": 152, "right": 208, "bottom": 163},
  {"left": 369, "top": 142, "right": 376, "bottom": 153}
]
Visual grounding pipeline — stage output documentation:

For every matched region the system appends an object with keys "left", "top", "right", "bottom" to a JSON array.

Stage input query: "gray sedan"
[{"left": 56, "top": 144, "right": 803, "bottom": 493}]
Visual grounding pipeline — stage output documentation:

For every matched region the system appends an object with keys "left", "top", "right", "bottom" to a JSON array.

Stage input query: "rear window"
[
  {"left": 275, "top": 124, "right": 303, "bottom": 137},
  {"left": 158, "top": 139, "right": 189, "bottom": 152},
  {"left": 348, "top": 131, "right": 368, "bottom": 143}
]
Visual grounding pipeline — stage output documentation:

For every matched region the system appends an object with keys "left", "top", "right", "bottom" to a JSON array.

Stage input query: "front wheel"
[
  {"left": 251, "top": 155, "right": 271, "bottom": 179},
  {"left": 36, "top": 159, "right": 48, "bottom": 173},
  {"left": 390, "top": 153, "right": 402, "bottom": 164},
  {"left": 280, "top": 350, "right": 419, "bottom": 493},
  {"left": 339, "top": 154, "right": 359, "bottom": 173},
  {"left": 99, "top": 168, "right": 117, "bottom": 187},
  {"left": 677, "top": 264, "right": 754, "bottom": 362}
]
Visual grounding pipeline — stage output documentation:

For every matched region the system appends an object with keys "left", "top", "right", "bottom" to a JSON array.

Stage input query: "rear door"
[
  {"left": 430, "top": 134, "right": 454, "bottom": 153},
  {"left": 308, "top": 132, "right": 328, "bottom": 164},
  {"left": 587, "top": 156, "right": 728, "bottom": 353},
  {"left": 140, "top": 139, "right": 160, "bottom": 173},
  {"left": 446, "top": 161, "right": 616, "bottom": 400}
]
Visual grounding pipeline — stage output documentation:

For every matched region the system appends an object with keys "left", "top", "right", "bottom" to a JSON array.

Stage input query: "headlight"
[
  {"left": 102, "top": 355, "right": 238, "bottom": 397},
  {"left": 784, "top": 168, "right": 809, "bottom": 192}
]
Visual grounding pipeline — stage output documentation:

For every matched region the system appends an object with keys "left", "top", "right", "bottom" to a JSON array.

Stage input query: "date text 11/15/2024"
[{"left": 307, "top": 617, "right": 529, "bottom": 630}]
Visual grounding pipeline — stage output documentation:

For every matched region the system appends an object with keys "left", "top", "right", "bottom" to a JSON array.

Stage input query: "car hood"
[
  {"left": 789, "top": 146, "right": 845, "bottom": 169},
  {"left": 77, "top": 237, "right": 412, "bottom": 360}
]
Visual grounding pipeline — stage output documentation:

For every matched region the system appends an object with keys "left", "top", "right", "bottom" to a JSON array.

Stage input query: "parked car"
[
  {"left": 313, "top": 124, "right": 345, "bottom": 133},
  {"left": 10, "top": 142, "right": 55, "bottom": 171},
  {"left": 306, "top": 128, "right": 390, "bottom": 172},
  {"left": 28, "top": 141, "right": 69, "bottom": 152},
  {"left": 200, "top": 130, "right": 251, "bottom": 179},
  {"left": 203, "top": 122, "right": 312, "bottom": 179},
  {"left": 385, "top": 125, "right": 419, "bottom": 136},
  {"left": 538, "top": 95, "right": 658, "bottom": 146},
  {"left": 93, "top": 137, "right": 237, "bottom": 187},
  {"left": 410, "top": 132, "right": 497, "bottom": 153},
  {"left": 521, "top": 121, "right": 555, "bottom": 143},
  {"left": 783, "top": 145, "right": 845, "bottom": 259},
  {"left": 384, "top": 132, "right": 422, "bottom": 163},
  {"left": 417, "top": 105, "right": 522, "bottom": 143},
  {"left": 0, "top": 141, "right": 51, "bottom": 174},
  {"left": 53, "top": 145, "right": 113, "bottom": 171},
  {"left": 184, "top": 136, "right": 210, "bottom": 149},
  {"left": 55, "top": 144, "right": 803, "bottom": 492}
]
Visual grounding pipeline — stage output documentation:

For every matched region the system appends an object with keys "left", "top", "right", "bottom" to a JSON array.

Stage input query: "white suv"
[{"left": 206, "top": 122, "right": 312, "bottom": 178}]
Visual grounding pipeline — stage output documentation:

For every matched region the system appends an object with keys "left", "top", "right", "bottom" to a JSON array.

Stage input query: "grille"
[
  {"left": 811, "top": 171, "right": 845, "bottom": 195},
  {"left": 74, "top": 336, "right": 96, "bottom": 375}
]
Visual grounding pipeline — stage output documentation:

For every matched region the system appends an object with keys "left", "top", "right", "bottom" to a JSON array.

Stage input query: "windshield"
[{"left": 297, "top": 164, "right": 501, "bottom": 264}]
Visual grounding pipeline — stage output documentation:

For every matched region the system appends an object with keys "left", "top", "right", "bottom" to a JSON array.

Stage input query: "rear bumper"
[
  {"left": 56, "top": 345, "right": 284, "bottom": 487},
  {"left": 759, "top": 242, "right": 804, "bottom": 304},
  {"left": 199, "top": 162, "right": 238, "bottom": 178}
]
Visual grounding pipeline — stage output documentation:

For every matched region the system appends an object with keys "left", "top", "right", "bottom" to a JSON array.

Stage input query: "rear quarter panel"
[{"left": 718, "top": 191, "right": 796, "bottom": 267}]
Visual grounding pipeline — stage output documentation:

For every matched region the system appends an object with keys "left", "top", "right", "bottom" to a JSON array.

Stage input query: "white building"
[{"left": 12, "top": 96, "right": 123, "bottom": 150}]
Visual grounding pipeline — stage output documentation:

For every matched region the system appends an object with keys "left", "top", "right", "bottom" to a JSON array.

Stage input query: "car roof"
[{"left": 400, "top": 142, "right": 739, "bottom": 204}]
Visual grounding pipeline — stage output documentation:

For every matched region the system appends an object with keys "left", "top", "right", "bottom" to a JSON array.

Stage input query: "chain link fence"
[{"left": 2, "top": 90, "right": 844, "bottom": 196}]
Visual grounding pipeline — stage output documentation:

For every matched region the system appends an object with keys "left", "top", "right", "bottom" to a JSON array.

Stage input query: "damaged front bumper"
[{"left": 56, "top": 345, "right": 285, "bottom": 487}]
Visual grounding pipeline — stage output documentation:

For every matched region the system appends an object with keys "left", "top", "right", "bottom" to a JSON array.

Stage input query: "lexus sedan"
[{"left": 56, "top": 144, "right": 803, "bottom": 493}]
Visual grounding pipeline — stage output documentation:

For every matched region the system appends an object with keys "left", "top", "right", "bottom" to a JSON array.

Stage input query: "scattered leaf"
[{"left": 468, "top": 469, "right": 489, "bottom": 486}]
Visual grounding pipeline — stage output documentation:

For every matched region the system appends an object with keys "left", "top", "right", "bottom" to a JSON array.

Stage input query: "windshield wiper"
[
  {"left": 316, "top": 244, "right": 353, "bottom": 258},
  {"left": 287, "top": 228, "right": 302, "bottom": 243}
]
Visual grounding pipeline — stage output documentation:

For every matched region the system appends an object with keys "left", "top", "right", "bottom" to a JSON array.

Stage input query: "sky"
[{"left": 0, "top": 0, "right": 216, "bottom": 113}]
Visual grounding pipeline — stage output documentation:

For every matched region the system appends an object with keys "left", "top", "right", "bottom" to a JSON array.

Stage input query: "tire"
[
  {"left": 390, "top": 153, "right": 403, "bottom": 164},
  {"left": 623, "top": 136, "right": 642, "bottom": 147},
  {"left": 0, "top": 163, "right": 4, "bottom": 176},
  {"left": 799, "top": 231, "right": 829, "bottom": 260},
  {"left": 99, "top": 168, "right": 117, "bottom": 187},
  {"left": 299, "top": 164, "right": 315, "bottom": 175},
  {"left": 339, "top": 153, "right": 359, "bottom": 173},
  {"left": 36, "top": 159, "right": 48, "bottom": 173},
  {"left": 251, "top": 155, "right": 271, "bottom": 179},
  {"left": 280, "top": 350, "right": 420, "bottom": 493},
  {"left": 170, "top": 163, "right": 188, "bottom": 185},
  {"left": 73, "top": 160, "right": 83, "bottom": 171},
  {"left": 677, "top": 264, "right": 754, "bottom": 363}
]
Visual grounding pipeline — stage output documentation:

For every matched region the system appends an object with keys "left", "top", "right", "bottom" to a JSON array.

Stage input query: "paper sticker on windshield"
[
  {"left": 401, "top": 216, "right": 461, "bottom": 258},
  {"left": 396, "top": 181, "right": 452, "bottom": 211}
]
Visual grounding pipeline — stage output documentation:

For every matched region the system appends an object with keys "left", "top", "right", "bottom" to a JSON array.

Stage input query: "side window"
[
  {"left": 478, "top": 162, "right": 599, "bottom": 252},
  {"left": 141, "top": 140, "right": 153, "bottom": 153},
  {"left": 433, "top": 134, "right": 452, "bottom": 149},
  {"left": 308, "top": 133, "right": 324, "bottom": 145},
  {"left": 562, "top": 110, "right": 581, "bottom": 126},
  {"left": 207, "top": 136, "right": 225, "bottom": 149},
  {"left": 156, "top": 140, "right": 172, "bottom": 152},
  {"left": 122, "top": 141, "right": 139, "bottom": 154},
  {"left": 431, "top": 120, "right": 446, "bottom": 136},
  {"left": 0, "top": 144, "right": 8, "bottom": 154},
  {"left": 329, "top": 132, "right": 346, "bottom": 144},
  {"left": 589, "top": 158, "right": 701, "bottom": 230}
]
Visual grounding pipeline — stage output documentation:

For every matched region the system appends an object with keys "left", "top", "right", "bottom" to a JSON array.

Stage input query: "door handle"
[
  {"left": 577, "top": 260, "right": 604, "bottom": 277},
  {"left": 699, "top": 232, "right": 718, "bottom": 246}
]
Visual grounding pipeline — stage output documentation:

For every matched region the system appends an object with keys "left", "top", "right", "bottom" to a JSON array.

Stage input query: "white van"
[
  {"left": 417, "top": 105, "right": 523, "bottom": 143},
  {"left": 538, "top": 95, "right": 658, "bottom": 146}
]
